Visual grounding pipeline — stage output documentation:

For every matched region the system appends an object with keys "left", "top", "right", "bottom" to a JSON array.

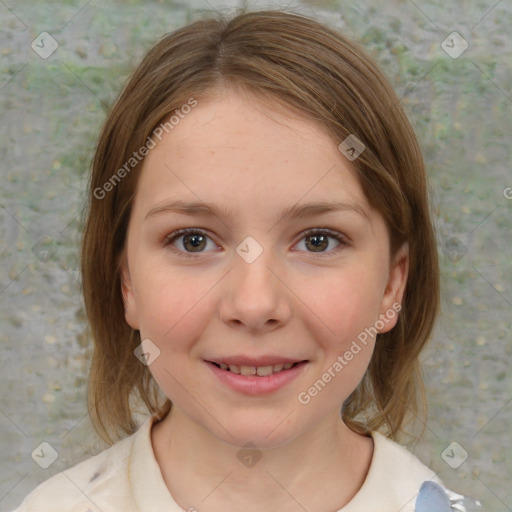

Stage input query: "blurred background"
[{"left": 1, "top": 0, "right": 511, "bottom": 510}]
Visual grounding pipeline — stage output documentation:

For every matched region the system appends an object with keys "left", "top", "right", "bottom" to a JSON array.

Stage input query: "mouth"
[
  {"left": 208, "top": 360, "right": 306, "bottom": 376},
  {"left": 205, "top": 357, "right": 309, "bottom": 377},
  {"left": 205, "top": 357, "right": 309, "bottom": 395}
]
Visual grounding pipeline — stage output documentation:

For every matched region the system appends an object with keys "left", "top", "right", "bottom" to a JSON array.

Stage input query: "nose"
[{"left": 218, "top": 242, "right": 292, "bottom": 334}]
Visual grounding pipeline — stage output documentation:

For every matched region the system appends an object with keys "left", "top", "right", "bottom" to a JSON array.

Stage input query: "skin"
[{"left": 121, "top": 87, "right": 409, "bottom": 512}]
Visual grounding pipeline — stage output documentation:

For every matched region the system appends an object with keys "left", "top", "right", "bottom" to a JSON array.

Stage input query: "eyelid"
[
  {"left": 163, "top": 227, "right": 349, "bottom": 259},
  {"left": 163, "top": 228, "right": 219, "bottom": 259},
  {"left": 298, "top": 227, "right": 350, "bottom": 245},
  {"left": 292, "top": 228, "right": 348, "bottom": 256}
]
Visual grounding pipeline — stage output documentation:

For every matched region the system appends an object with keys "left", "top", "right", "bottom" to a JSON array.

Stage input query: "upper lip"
[{"left": 206, "top": 356, "right": 308, "bottom": 367}]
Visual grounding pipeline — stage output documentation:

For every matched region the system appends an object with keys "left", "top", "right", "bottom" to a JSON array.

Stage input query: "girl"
[{"left": 12, "top": 8, "right": 482, "bottom": 512}]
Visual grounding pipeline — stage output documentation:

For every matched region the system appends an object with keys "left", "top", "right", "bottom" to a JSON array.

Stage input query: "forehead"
[{"left": 134, "top": 88, "right": 371, "bottom": 219}]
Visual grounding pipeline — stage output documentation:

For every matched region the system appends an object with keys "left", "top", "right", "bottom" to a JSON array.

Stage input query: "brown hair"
[{"left": 81, "top": 8, "right": 439, "bottom": 445}]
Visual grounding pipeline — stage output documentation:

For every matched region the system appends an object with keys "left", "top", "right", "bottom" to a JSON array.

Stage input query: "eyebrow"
[{"left": 145, "top": 199, "right": 370, "bottom": 223}]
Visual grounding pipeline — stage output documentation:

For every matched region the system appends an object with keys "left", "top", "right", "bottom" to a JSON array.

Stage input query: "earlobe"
[
  {"left": 378, "top": 242, "right": 409, "bottom": 333},
  {"left": 120, "top": 255, "right": 140, "bottom": 330}
]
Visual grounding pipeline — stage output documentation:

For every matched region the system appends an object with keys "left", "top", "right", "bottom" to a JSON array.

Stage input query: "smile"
[
  {"left": 205, "top": 359, "right": 309, "bottom": 395},
  {"left": 211, "top": 361, "right": 300, "bottom": 376}
]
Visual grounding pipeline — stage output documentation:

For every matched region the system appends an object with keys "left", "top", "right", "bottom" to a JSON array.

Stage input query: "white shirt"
[{"left": 11, "top": 414, "right": 447, "bottom": 512}]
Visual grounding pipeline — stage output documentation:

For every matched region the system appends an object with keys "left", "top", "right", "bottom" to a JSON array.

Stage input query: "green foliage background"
[{"left": 1, "top": 1, "right": 511, "bottom": 510}]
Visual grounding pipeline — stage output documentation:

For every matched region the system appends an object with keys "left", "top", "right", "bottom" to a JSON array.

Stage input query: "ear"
[
  {"left": 377, "top": 242, "right": 409, "bottom": 334},
  {"left": 120, "top": 253, "right": 140, "bottom": 330}
]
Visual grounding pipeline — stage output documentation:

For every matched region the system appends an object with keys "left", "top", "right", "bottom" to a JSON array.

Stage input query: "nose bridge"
[{"left": 219, "top": 236, "right": 291, "bottom": 330}]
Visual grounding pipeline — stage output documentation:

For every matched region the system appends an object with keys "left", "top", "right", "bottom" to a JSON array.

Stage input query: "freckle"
[{"left": 89, "top": 471, "right": 101, "bottom": 482}]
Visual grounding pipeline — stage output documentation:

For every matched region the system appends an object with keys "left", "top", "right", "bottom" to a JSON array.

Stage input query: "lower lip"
[{"left": 205, "top": 361, "right": 308, "bottom": 395}]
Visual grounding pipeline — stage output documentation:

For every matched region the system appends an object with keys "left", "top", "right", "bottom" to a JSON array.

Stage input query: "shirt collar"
[{"left": 130, "top": 414, "right": 183, "bottom": 512}]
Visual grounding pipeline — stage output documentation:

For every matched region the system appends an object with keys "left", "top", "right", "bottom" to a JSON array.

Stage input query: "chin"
[{"left": 208, "top": 409, "right": 305, "bottom": 449}]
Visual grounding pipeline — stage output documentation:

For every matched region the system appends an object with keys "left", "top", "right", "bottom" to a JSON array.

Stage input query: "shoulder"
[
  {"left": 342, "top": 431, "right": 480, "bottom": 512},
  {"left": 368, "top": 431, "right": 443, "bottom": 509},
  {"left": 371, "top": 431, "right": 441, "bottom": 487},
  {"left": 10, "top": 419, "right": 151, "bottom": 512}
]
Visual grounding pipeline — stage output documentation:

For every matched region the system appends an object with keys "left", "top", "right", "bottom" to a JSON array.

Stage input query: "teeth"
[
  {"left": 228, "top": 364, "right": 240, "bottom": 374},
  {"left": 240, "top": 365, "right": 256, "bottom": 376},
  {"left": 218, "top": 362, "right": 298, "bottom": 376},
  {"left": 256, "top": 365, "right": 273, "bottom": 376}
]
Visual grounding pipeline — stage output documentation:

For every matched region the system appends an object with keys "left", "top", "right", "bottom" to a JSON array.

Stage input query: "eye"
[
  {"left": 163, "top": 228, "right": 218, "bottom": 259},
  {"left": 164, "top": 227, "right": 348, "bottom": 259},
  {"left": 294, "top": 228, "right": 348, "bottom": 256}
]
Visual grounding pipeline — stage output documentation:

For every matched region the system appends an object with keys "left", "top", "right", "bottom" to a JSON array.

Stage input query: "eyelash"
[{"left": 163, "top": 227, "right": 348, "bottom": 259}]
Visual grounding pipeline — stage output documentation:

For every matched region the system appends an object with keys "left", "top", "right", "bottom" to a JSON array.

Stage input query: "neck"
[{"left": 151, "top": 406, "right": 373, "bottom": 512}]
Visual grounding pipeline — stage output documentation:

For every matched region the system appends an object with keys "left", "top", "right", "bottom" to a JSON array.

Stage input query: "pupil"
[
  {"left": 185, "top": 234, "right": 205, "bottom": 251},
  {"left": 182, "top": 234, "right": 328, "bottom": 253},
  {"left": 308, "top": 235, "right": 327, "bottom": 252}
]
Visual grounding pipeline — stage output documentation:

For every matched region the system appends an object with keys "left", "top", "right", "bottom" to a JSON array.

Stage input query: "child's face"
[{"left": 121, "top": 88, "right": 408, "bottom": 447}]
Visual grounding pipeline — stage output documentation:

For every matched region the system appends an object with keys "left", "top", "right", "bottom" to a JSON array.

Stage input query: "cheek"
[
  {"left": 134, "top": 270, "right": 218, "bottom": 402},
  {"left": 133, "top": 264, "right": 216, "bottom": 346},
  {"left": 301, "top": 266, "right": 385, "bottom": 345}
]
